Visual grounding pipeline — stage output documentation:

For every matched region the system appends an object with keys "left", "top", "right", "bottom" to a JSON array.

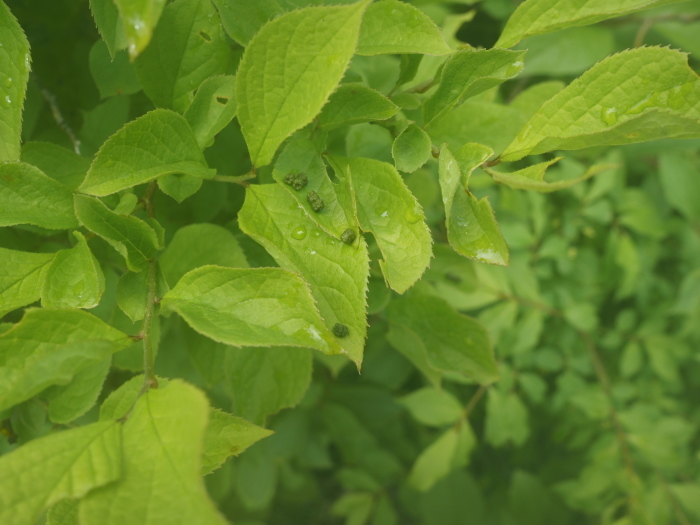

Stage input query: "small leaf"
[
  {"left": 357, "top": 0, "right": 451, "bottom": 56},
  {"left": 392, "top": 122, "right": 432, "bottom": 173},
  {"left": 89, "top": 0, "right": 127, "bottom": 58},
  {"left": 74, "top": 195, "right": 161, "bottom": 272},
  {"left": 161, "top": 265, "right": 343, "bottom": 354},
  {"left": 399, "top": 387, "right": 464, "bottom": 427},
  {"left": 500, "top": 47, "right": 700, "bottom": 162},
  {"left": 89, "top": 40, "right": 141, "bottom": 99},
  {"left": 423, "top": 49, "right": 526, "bottom": 127},
  {"left": 184, "top": 75, "right": 237, "bottom": 149},
  {"left": 438, "top": 144, "right": 509, "bottom": 266},
  {"left": 41, "top": 232, "right": 105, "bottom": 309},
  {"left": 236, "top": 0, "right": 370, "bottom": 167},
  {"left": 113, "top": 0, "right": 167, "bottom": 59},
  {"left": 408, "top": 427, "right": 459, "bottom": 492},
  {"left": 45, "top": 357, "right": 112, "bottom": 424},
  {"left": 0, "top": 247, "right": 54, "bottom": 318},
  {"left": 485, "top": 389, "right": 529, "bottom": 447},
  {"left": 115, "top": 265, "right": 168, "bottom": 322},
  {"left": 201, "top": 409, "right": 273, "bottom": 475},
  {"left": 387, "top": 294, "right": 499, "bottom": 385},
  {"left": 211, "top": 0, "right": 283, "bottom": 46},
  {"left": 79, "top": 109, "right": 214, "bottom": 196},
  {"left": 496, "top": 0, "right": 689, "bottom": 48},
  {"left": 133, "top": 0, "right": 233, "bottom": 112},
  {"left": 317, "top": 82, "right": 399, "bottom": 130},
  {"left": 21, "top": 141, "right": 90, "bottom": 190},
  {"left": 0, "top": 0, "right": 30, "bottom": 162},
  {"left": 327, "top": 156, "right": 433, "bottom": 294},
  {"left": 157, "top": 172, "right": 203, "bottom": 203},
  {"left": 239, "top": 183, "right": 370, "bottom": 365},
  {"left": 0, "top": 421, "right": 121, "bottom": 525},
  {"left": 159, "top": 223, "right": 249, "bottom": 286},
  {"left": 0, "top": 308, "right": 130, "bottom": 413},
  {"left": 80, "top": 381, "right": 227, "bottom": 525},
  {"left": 0, "top": 162, "right": 78, "bottom": 229}
]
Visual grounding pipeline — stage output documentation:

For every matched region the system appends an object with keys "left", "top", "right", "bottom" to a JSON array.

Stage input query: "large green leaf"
[
  {"left": 438, "top": 144, "right": 509, "bottom": 266},
  {"left": 160, "top": 223, "right": 248, "bottom": 286},
  {"left": 41, "top": 232, "right": 105, "bottom": 309},
  {"left": 423, "top": 49, "right": 525, "bottom": 127},
  {"left": 239, "top": 184, "right": 370, "bottom": 365},
  {"left": 80, "top": 380, "right": 227, "bottom": 525},
  {"left": 0, "top": 162, "right": 78, "bottom": 229},
  {"left": 357, "top": 0, "right": 452, "bottom": 56},
  {"left": 236, "top": 0, "right": 370, "bottom": 167},
  {"left": 133, "top": 0, "right": 232, "bottom": 112},
  {"left": 272, "top": 139, "right": 356, "bottom": 238},
  {"left": 0, "top": 308, "right": 130, "bottom": 412},
  {"left": 21, "top": 142, "right": 91, "bottom": 190},
  {"left": 500, "top": 47, "right": 700, "bottom": 162},
  {"left": 0, "top": 421, "right": 121, "bottom": 525},
  {"left": 317, "top": 83, "right": 399, "bottom": 130},
  {"left": 78, "top": 109, "right": 214, "bottom": 196},
  {"left": 496, "top": 0, "right": 689, "bottom": 48},
  {"left": 161, "top": 266, "right": 343, "bottom": 354},
  {"left": 0, "top": 247, "right": 55, "bottom": 318},
  {"left": 387, "top": 294, "right": 499, "bottom": 385},
  {"left": 225, "top": 346, "right": 313, "bottom": 424},
  {"left": 0, "top": 0, "right": 30, "bottom": 162},
  {"left": 113, "top": 0, "right": 167, "bottom": 59},
  {"left": 328, "top": 156, "right": 433, "bottom": 293},
  {"left": 184, "top": 75, "right": 237, "bottom": 149}
]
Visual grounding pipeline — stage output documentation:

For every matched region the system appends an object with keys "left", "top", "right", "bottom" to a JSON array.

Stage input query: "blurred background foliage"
[{"left": 2, "top": 0, "right": 700, "bottom": 524}]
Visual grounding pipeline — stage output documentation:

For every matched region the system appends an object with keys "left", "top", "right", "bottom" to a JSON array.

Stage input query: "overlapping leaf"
[
  {"left": 21, "top": 142, "right": 91, "bottom": 190},
  {"left": 161, "top": 266, "right": 343, "bottom": 354},
  {"left": 0, "top": 248, "right": 55, "bottom": 318},
  {"left": 184, "top": 75, "right": 237, "bottom": 148},
  {"left": 500, "top": 47, "right": 700, "bottom": 162},
  {"left": 235, "top": 0, "right": 370, "bottom": 167},
  {"left": 317, "top": 83, "right": 399, "bottom": 130},
  {"left": 78, "top": 109, "right": 214, "bottom": 196},
  {"left": 239, "top": 184, "right": 370, "bottom": 364},
  {"left": 113, "top": 0, "right": 167, "bottom": 59}
]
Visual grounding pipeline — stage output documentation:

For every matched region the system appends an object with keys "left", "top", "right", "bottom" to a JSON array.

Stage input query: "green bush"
[{"left": 1, "top": 0, "right": 699, "bottom": 523}]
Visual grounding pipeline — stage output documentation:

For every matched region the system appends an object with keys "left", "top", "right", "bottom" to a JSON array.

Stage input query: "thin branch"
[
  {"left": 464, "top": 385, "right": 487, "bottom": 418},
  {"left": 633, "top": 18, "right": 655, "bottom": 47},
  {"left": 32, "top": 75, "right": 81, "bottom": 155},
  {"left": 140, "top": 259, "right": 159, "bottom": 393},
  {"left": 212, "top": 171, "right": 256, "bottom": 185}
]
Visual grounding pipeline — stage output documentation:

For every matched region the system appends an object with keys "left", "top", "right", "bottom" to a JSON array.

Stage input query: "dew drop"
[
  {"left": 404, "top": 206, "right": 422, "bottom": 224},
  {"left": 325, "top": 236, "right": 337, "bottom": 246},
  {"left": 3, "top": 77, "right": 12, "bottom": 89},
  {"left": 291, "top": 225, "right": 307, "bottom": 240},
  {"left": 374, "top": 206, "right": 390, "bottom": 220},
  {"left": 667, "top": 86, "right": 685, "bottom": 110},
  {"left": 1, "top": 95, "right": 11, "bottom": 108},
  {"left": 600, "top": 106, "right": 618, "bottom": 126},
  {"left": 311, "top": 229, "right": 322, "bottom": 238},
  {"left": 506, "top": 60, "right": 523, "bottom": 76}
]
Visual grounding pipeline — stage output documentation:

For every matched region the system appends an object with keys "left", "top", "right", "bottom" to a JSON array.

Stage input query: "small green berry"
[
  {"left": 292, "top": 172, "right": 308, "bottom": 190},
  {"left": 307, "top": 190, "right": 325, "bottom": 212},
  {"left": 333, "top": 323, "right": 349, "bottom": 338},
  {"left": 340, "top": 228, "right": 356, "bottom": 245}
]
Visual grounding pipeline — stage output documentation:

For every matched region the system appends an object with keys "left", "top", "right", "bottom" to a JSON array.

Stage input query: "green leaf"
[
  {"left": 89, "top": 40, "right": 141, "bottom": 99},
  {"left": 74, "top": 195, "right": 161, "bottom": 272},
  {"left": 89, "top": 0, "right": 127, "bottom": 58},
  {"left": 387, "top": 295, "right": 499, "bottom": 385},
  {"left": 496, "top": 0, "right": 688, "bottom": 48},
  {"left": 21, "top": 142, "right": 90, "bottom": 190},
  {"left": 408, "top": 427, "right": 459, "bottom": 492},
  {"left": 80, "top": 380, "right": 227, "bottom": 525},
  {"left": 47, "top": 499, "right": 79, "bottom": 525},
  {"left": 184, "top": 75, "right": 237, "bottom": 149},
  {"left": 327, "top": 156, "right": 433, "bottom": 294},
  {"left": 485, "top": 389, "right": 529, "bottom": 447},
  {"left": 392, "top": 122, "right": 432, "bottom": 173},
  {"left": 160, "top": 223, "right": 249, "bottom": 286},
  {"left": 239, "top": 183, "right": 370, "bottom": 364},
  {"left": 399, "top": 387, "right": 464, "bottom": 427},
  {"left": 236, "top": 0, "right": 370, "bottom": 167},
  {"left": 357, "top": 0, "right": 452, "bottom": 56},
  {"left": 423, "top": 49, "right": 525, "bottom": 127},
  {"left": 211, "top": 0, "right": 283, "bottom": 46},
  {"left": 272, "top": 139, "right": 356, "bottom": 238},
  {"left": 201, "top": 409, "right": 273, "bottom": 475},
  {"left": 500, "top": 47, "right": 700, "bottom": 162},
  {"left": 157, "top": 172, "right": 203, "bottom": 203},
  {"left": 113, "top": 0, "right": 167, "bottom": 59},
  {"left": 44, "top": 357, "right": 111, "bottom": 424},
  {"left": 438, "top": 144, "right": 509, "bottom": 266},
  {"left": 115, "top": 265, "right": 168, "bottom": 322},
  {"left": 161, "top": 265, "right": 343, "bottom": 354},
  {"left": 78, "top": 109, "right": 214, "bottom": 196},
  {"left": 485, "top": 158, "right": 618, "bottom": 192},
  {"left": 41, "top": 232, "right": 105, "bottom": 309},
  {"left": 0, "top": 0, "right": 30, "bottom": 162},
  {"left": 317, "top": 82, "right": 399, "bottom": 130},
  {"left": 0, "top": 162, "right": 78, "bottom": 229},
  {"left": 0, "top": 308, "right": 130, "bottom": 412},
  {"left": 133, "top": 0, "right": 232, "bottom": 112},
  {"left": 659, "top": 151, "right": 700, "bottom": 222},
  {"left": 386, "top": 324, "right": 442, "bottom": 387},
  {"left": 0, "top": 420, "right": 121, "bottom": 525},
  {"left": 225, "top": 346, "right": 312, "bottom": 424},
  {"left": 0, "top": 247, "right": 54, "bottom": 318}
]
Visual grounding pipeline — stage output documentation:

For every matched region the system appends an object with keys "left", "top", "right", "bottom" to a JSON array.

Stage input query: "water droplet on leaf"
[
  {"left": 600, "top": 107, "right": 618, "bottom": 126},
  {"left": 1, "top": 95, "right": 11, "bottom": 108},
  {"left": 291, "top": 225, "right": 307, "bottom": 240},
  {"left": 311, "top": 229, "right": 322, "bottom": 238},
  {"left": 404, "top": 206, "right": 422, "bottom": 224}
]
